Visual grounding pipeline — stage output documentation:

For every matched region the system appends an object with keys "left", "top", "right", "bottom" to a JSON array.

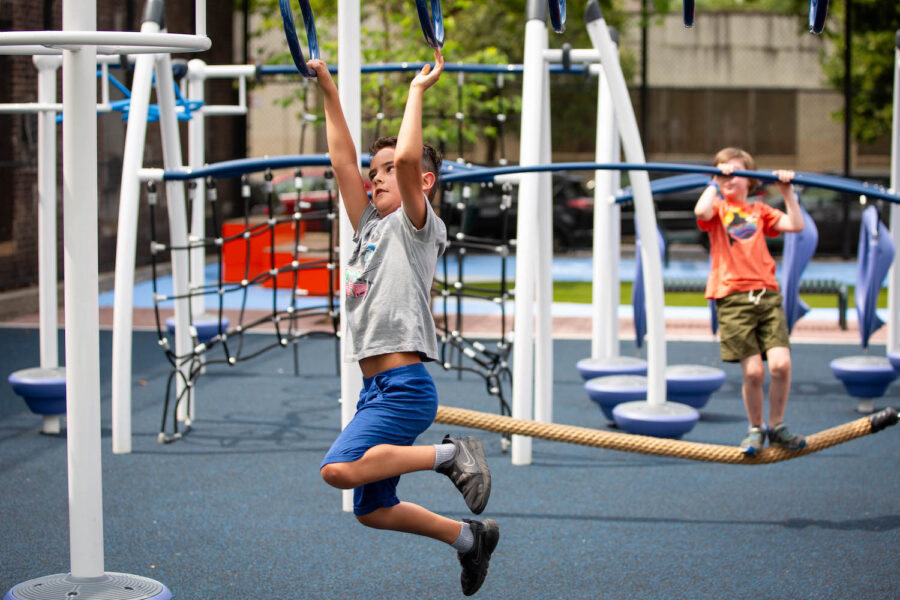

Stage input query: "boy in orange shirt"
[{"left": 694, "top": 147, "right": 807, "bottom": 455}]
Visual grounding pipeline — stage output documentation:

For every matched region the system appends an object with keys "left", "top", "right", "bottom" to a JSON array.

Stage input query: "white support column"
[
  {"left": 187, "top": 59, "right": 207, "bottom": 322},
  {"left": 512, "top": 13, "right": 549, "bottom": 465},
  {"left": 155, "top": 51, "right": 193, "bottom": 426},
  {"left": 62, "top": 0, "right": 104, "bottom": 578},
  {"left": 534, "top": 66, "right": 553, "bottom": 425},
  {"left": 586, "top": 3, "right": 666, "bottom": 405},
  {"left": 338, "top": 0, "right": 363, "bottom": 512},
  {"left": 111, "top": 23, "right": 160, "bottom": 455},
  {"left": 34, "top": 56, "right": 62, "bottom": 436},
  {"left": 591, "top": 64, "right": 620, "bottom": 359},
  {"left": 887, "top": 36, "right": 899, "bottom": 354}
]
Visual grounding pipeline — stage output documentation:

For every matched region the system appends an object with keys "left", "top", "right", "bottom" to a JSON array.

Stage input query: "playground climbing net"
[{"left": 147, "top": 168, "right": 340, "bottom": 441}]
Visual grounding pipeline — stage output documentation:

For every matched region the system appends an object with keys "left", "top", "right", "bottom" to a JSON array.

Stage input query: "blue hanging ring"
[
  {"left": 682, "top": 0, "right": 695, "bottom": 27},
  {"left": 808, "top": 0, "right": 828, "bottom": 35},
  {"left": 547, "top": 0, "right": 566, "bottom": 34},
  {"left": 414, "top": 0, "right": 444, "bottom": 49},
  {"left": 280, "top": 0, "right": 320, "bottom": 78}
]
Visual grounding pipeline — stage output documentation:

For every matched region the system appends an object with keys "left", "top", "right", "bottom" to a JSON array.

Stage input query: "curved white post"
[
  {"left": 338, "top": 0, "right": 363, "bottom": 512},
  {"left": 591, "top": 63, "right": 620, "bottom": 360},
  {"left": 512, "top": 13, "right": 548, "bottom": 465},
  {"left": 62, "top": 0, "right": 104, "bottom": 577},
  {"left": 888, "top": 36, "right": 899, "bottom": 354},
  {"left": 111, "top": 21, "right": 160, "bottom": 455},
  {"left": 586, "top": 3, "right": 666, "bottom": 405},
  {"left": 155, "top": 50, "right": 193, "bottom": 426}
]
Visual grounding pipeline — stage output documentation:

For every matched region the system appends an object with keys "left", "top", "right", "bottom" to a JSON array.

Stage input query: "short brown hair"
[
  {"left": 713, "top": 147, "right": 759, "bottom": 193},
  {"left": 369, "top": 136, "right": 442, "bottom": 201}
]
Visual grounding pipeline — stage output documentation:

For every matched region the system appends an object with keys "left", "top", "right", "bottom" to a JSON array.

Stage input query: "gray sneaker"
[
  {"left": 769, "top": 422, "right": 807, "bottom": 451},
  {"left": 739, "top": 426, "right": 766, "bottom": 455},
  {"left": 436, "top": 435, "right": 492, "bottom": 514},
  {"left": 458, "top": 518, "right": 500, "bottom": 596}
]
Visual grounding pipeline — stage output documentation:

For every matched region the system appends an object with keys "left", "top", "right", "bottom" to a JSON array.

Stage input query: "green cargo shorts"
[{"left": 715, "top": 289, "right": 790, "bottom": 363}]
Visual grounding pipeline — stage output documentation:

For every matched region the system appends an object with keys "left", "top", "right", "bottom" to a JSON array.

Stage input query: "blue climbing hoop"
[
  {"left": 547, "top": 0, "right": 566, "bottom": 34},
  {"left": 682, "top": 0, "right": 695, "bottom": 27},
  {"left": 414, "top": 0, "right": 444, "bottom": 49},
  {"left": 279, "top": 0, "right": 319, "bottom": 78},
  {"left": 809, "top": 0, "right": 828, "bottom": 35}
]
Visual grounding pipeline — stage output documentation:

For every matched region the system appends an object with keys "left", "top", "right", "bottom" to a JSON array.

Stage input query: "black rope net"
[{"left": 147, "top": 168, "right": 339, "bottom": 442}]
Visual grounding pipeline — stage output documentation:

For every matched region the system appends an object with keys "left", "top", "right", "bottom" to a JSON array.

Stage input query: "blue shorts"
[{"left": 321, "top": 362, "right": 438, "bottom": 516}]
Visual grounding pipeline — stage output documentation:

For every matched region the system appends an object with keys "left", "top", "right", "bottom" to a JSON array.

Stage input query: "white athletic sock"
[
  {"left": 433, "top": 442, "right": 457, "bottom": 469},
  {"left": 450, "top": 521, "right": 474, "bottom": 553}
]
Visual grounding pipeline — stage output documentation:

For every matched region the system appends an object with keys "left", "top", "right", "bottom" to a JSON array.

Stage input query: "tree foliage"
[
  {"left": 813, "top": 0, "right": 898, "bottom": 144},
  {"left": 247, "top": 0, "right": 632, "bottom": 162}
]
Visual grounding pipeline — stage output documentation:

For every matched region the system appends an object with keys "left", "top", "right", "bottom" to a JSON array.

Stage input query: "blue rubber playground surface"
[{"left": 1, "top": 325, "right": 898, "bottom": 599}]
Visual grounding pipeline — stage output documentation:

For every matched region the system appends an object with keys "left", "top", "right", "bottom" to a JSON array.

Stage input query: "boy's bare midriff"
[{"left": 359, "top": 351, "right": 422, "bottom": 379}]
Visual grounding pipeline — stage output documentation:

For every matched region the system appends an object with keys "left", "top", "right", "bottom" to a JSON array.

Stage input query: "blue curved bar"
[
  {"left": 280, "top": 0, "right": 319, "bottom": 78},
  {"left": 414, "top": 0, "right": 445, "bottom": 49},
  {"left": 809, "top": 0, "right": 828, "bottom": 35},
  {"left": 615, "top": 173, "right": 711, "bottom": 204},
  {"left": 440, "top": 162, "right": 900, "bottom": 204},
  {"left": 682, "top": 0, "right": 695, "bottom": 27},
  {"left": 160, "top": 154, "right": 372, "bottom": 181},
  {"left": 257, "top": 62, "right": 588, "bottom": 76},
  {"left": 547, "top": 0, "right": 566, "bottom": 33}
]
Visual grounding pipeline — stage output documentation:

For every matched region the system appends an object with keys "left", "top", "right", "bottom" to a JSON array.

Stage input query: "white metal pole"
[
  {"left": 591, "top": 64, "right": 619, "bottom": 359},
  {"left": 63, "top": 0, "right": 104, "bottom": 577},
  {"left": 195, "top": 0, "right": 207, "bottom": 38},
  {"left": 338, "top": 0, "right": 363, "bottom": 512},
  {"left": 534, "top": 65, "right": 553, "bottom": 425},
  {"left": 155, "top": 51, "right": 193, "bottom": 426},
  {"left": 35, "top": 56, "right": 62, "bottom": 436},
  {"left": 512, "top": 10, "right": 548, "bottom": 465},
  {"left": 187, "top": 59, "right": 207, "bottom": 323},
  {"left": 586, "top": 3, "right": 666, "bottom": 405},
  {"left": 111, "top": 22, "right": 160, "bottom": 455},
  {"left": 887, "top": 34, "right": 899, "bottom": 354}
]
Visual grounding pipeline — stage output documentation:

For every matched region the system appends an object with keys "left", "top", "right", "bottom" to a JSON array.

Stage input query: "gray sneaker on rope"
[
  {"left": 739, "top": 425, "right": 766, "bottom": 455},
  {"left": 768, "top": 422, "right": 807, "bottom": 451},
  {"left": 436, "top": 435, "right": 492, "bottom": 514}
]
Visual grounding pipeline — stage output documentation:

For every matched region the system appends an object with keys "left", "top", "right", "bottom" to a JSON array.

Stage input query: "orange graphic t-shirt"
[{"left": 697, "top": 193, "right": 785, "bottom": 300}]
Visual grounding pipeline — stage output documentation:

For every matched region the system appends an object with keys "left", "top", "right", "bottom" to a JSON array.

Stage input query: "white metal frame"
[{"left": 0, "top": 3, "right": 209, "bottom": 593}]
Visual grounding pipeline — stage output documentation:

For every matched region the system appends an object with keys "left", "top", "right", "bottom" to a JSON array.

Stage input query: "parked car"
[{"left": 440, "top": 172, "right": 595, "bottom": 252}]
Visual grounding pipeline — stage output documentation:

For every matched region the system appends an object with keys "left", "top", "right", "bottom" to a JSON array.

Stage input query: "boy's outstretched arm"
[
  {"left": 694, "top": 184, "right": 718, "bottom": 221},
  {"left": 395, "top": 50, "right": 445, "bottom": 229},
  {"left": 772, "top": 170, "right": 804, "bottom": 233},
  {"left": 307, "top": 59, "right": 369, "bottom": 231}
]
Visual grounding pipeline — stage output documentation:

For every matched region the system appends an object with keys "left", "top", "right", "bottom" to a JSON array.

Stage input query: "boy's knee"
[
  {"left": 743, "top": 365, "right": 765, "bottom": 386},
  {"left": 769, "top": 357, "right": 791, "bottom": 379},
  {"left": 321, "top": 462, "right": 355, "bottom": 489}
]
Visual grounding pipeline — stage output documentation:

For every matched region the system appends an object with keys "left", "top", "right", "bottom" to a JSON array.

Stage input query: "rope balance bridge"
[{"left": 434, "top": 406, "right": 899, "bottom": 465}]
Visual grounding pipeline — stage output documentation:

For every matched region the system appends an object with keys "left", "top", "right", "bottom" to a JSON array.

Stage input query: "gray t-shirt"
[{"left": 344, "top": 199, "right": 447, "bottom": 363}]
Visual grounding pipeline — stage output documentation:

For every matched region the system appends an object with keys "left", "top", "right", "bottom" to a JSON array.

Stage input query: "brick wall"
[{"left": 0, "top": 0, "right": 241, "bottom": 294}]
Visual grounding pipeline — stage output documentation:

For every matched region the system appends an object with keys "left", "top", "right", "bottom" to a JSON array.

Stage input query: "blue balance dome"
[
  {"left": 584, "top": 375, "right": 647, "bottom": 421},
  {"left": 665, "top": 364, "right": 726, "bottom": 409},
  {"left": 8, "top": 366, "right": 66, "bottom": 416},
  {"left": 576, "top": 356, "right": 647, "bottom": 381},
  {"left": 612, "top": 400, "right": 700, "bottom": 439},
  {"left": 830, "top": 355, "right": 898, "bottom": 399}
]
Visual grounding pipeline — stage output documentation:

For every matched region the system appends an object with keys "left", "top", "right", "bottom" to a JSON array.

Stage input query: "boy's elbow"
[{"left": 393, "top": 152, "right": 418, "bottom": 168}]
